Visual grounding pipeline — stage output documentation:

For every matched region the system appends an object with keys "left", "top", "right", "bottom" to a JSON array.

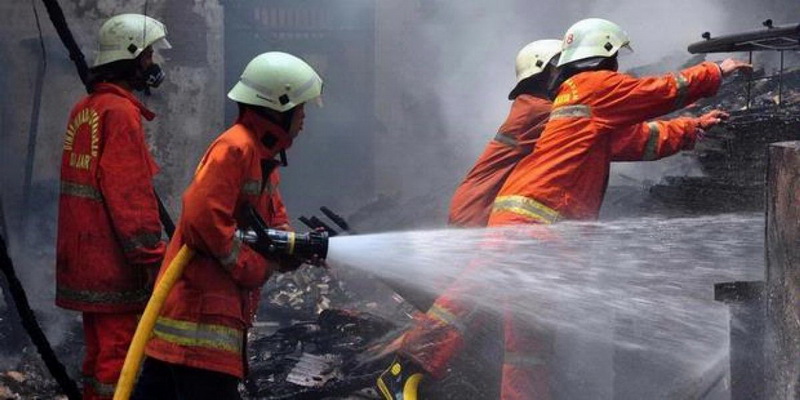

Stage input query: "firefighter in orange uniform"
[
  {"left": 131, "top": 52, "right": 323, "bottom": 400},
  {"left": 55, "top": 14, "right": 170, "bottom": 400},
  {"left": 379, "top": 19, "right": 749, "bottom": 400},
  {"left": 448, "top": 40, "right": 563, "bottom": 228},
  {"left": 481, "top": 18, "right": 750, "bottom": 399},
  {"left": 489, "top": 18, "right": 751, "bottom": 226}
]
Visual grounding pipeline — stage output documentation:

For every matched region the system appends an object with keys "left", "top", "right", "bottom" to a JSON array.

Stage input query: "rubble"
[
  {"left": 245, "top": 308, "right": 400, "bottom": 399},
  {"left": 0, "top": 349, "right": 73, "bottom": 400}
]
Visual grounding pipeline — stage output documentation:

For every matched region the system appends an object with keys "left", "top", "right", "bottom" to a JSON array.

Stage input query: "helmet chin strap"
[{"left": 251, "top": 106, "right": 295, "bottom": 164}]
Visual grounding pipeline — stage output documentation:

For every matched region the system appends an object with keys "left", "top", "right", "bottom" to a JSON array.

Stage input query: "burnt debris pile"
[
  {"left": 650, "top": 66, "right": 800, "bottom": 213},
  {"left": 245, "top": 309, "right": 397, "bottom": 399},
  {"left": 649, "top": 21, "right": 800, "bottom": 214}
]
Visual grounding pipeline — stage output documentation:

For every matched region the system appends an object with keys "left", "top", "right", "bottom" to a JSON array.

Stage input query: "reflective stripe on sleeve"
[
  {"left": 549, "top": 105, "right": 592, "bottom": 120},
  {"left": 153, "top": 317, "right": 243, "bottom": 354},
  {"left": 242, "top": 180, "right": 261, "bottom": 196},
  {"left": 673, "top": 73, "right": 690, "bottom": 109},
  {"left": 263, "top": 181, "right": 276, "bottom": 194},
  {"left": 493, "top": 132, "right": 518, "bottom": 147},
  {"left": 120, "top": 232, "right": 163, "bottom": 253},
  {"left": 60, "top": 181, "right": 103, "bottom": 202},
  {"left": 643, "top": 122, "right": 660, "bottom": 161},
  {"left": 218, "top": 235, "right": 242, "bottom": 270},
  {"left": 492, "top": 195, "right": 561, "bottom": 224}
]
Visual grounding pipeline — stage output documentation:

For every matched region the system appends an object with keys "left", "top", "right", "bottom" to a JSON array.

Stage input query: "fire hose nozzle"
[
  {"left": 244, "top": 207, "right": 329, "bottom": 262},
  {"left": 263, "top": 228, "right": 329, "bottom": 261}
]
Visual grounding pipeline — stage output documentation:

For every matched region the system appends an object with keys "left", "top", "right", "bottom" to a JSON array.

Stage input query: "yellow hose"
[{"left": 114, "top": 245, "right": 194, "bottom": 400}]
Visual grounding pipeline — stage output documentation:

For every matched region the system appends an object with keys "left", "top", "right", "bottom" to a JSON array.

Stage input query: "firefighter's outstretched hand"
[
  {"left": 719, "top": 59, "right": 753, "bottom": 77},
  {"left": 698, "top": 110, "right": 729, "bottom": 130},
  {"left": 695, "top": 109, "right": 729, "bottom": 141}
]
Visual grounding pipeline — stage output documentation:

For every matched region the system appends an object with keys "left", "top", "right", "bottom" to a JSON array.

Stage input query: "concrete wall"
[{"left": 0, "top": 0, "right": 225, "bottom": 225}]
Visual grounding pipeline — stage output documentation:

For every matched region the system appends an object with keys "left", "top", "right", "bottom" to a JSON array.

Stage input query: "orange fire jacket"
[
  {"left": 56, "top": 82, "right": 166, "bottom": 313},
  {"left": 449, "top": 94, "right": 551, "bottom": 227},
  {"left": 489, "top": 61, "right": 722, "bottom": 225},
  {"left": 145, "top": 109, "right": 289, "bottom": 378}
]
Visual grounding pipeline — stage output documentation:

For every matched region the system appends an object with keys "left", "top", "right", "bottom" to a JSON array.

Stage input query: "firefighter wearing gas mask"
[
  {"left": 55, "top": 13, "right": 170, "bottom": 400},
  {"left": 131, "top": 52, "right": 324, "bottom": 400}
]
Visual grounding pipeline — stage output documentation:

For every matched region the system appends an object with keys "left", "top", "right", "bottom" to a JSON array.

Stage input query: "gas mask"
[{"left": 143, "top": 63, "right": 165, "bottom": 88}]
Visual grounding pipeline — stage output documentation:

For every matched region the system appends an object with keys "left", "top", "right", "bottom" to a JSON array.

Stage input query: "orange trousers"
[
  {"left": 81, "top": 312, "right": 139, "bottom": 400},
  {"left": 400, "top": 228, "right": 552, "bottom": 400}
]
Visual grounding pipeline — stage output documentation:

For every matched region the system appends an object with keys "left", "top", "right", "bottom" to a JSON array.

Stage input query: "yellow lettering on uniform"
[
  {"left": 79, "top": 154, "right": 91, "bottom": 170},
  {"left": 553, "top": 94, "right": 571, "bottom": 107},
  {"left": 553, "top": 79, "right": 580, "bottom": 107},
  {"left": 69, "top": 153, "right": 92, "bottom": 170}
]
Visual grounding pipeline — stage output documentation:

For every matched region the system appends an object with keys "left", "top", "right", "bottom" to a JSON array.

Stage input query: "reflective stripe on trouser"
[
  {"left": 400, "top": 258, "right": 486, "bottom": 378},
  {"left": 492, "top": 195, "right": 561, "bottom": 225},
  {"left": 501, "top": 309, "right": 552, "bottom": 400},
  {"left": 153, "top": 316, "right": 244, "bottom": 354},
  {"left": 82, "top": 312, "right": 139, "bottom": 400},
  {"left": 84, "top": 375, "right": 116, "bottom": 398}
]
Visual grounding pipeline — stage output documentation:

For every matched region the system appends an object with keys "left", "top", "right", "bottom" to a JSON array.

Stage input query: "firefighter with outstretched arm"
[{"left": 377, "top": 19, "right": 750, "bottom": 400}]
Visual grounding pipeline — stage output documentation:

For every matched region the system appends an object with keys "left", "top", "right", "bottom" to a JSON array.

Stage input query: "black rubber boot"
[{"left": 376, "top": 356, "right": 426, "bottom": 400}]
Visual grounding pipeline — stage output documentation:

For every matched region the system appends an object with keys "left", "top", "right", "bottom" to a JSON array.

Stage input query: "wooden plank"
[{"left": 765, "top": 141, "right": 800, "bottom": 399}]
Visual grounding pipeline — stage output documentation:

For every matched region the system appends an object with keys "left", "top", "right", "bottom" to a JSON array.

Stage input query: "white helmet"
[
  {"left": 557, "top": 18, "right": 631, "bottom": 67},
  {"left": 228, "top": 52, "right": 323, "bottom": 112},
  {"left": 509, "top": 39, "right": 562, "bottom": 99},
  {"left": 94, "top": 14, "right": 171, "bottom": 68}
]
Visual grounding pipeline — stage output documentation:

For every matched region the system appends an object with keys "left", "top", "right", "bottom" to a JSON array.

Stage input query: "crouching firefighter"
[
  {"left": 55, "top": 14, "right": 170, "bottom": 400},
  {"left": 131, "top": 52, "right": 324, "bottom": 400}
]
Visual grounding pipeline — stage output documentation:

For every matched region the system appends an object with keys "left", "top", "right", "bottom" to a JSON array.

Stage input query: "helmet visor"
[
  {"left": 618, "top": 42, "right": 634, "bottom": 56},
  {"left": 152, "top": 37, "right": 172, "bottom": 50}
]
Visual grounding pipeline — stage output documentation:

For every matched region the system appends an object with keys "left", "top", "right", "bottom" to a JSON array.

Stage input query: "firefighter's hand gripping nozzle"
[{"left": 243, "top": 206, "right": 329, "bottom": 265}]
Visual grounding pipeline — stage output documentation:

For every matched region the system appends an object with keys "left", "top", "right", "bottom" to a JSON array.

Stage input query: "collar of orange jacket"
[
  {"left": 92, "top": 82, "right": 156, "bottom": 121},
  {"left": 236, "top": 107, "right": 293, "bottom": 154}
]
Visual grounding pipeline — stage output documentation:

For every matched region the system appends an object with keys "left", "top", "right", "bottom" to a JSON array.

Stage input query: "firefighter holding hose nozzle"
[{"left": 131, "top": 52, "right": 325, "bottom": 400}]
